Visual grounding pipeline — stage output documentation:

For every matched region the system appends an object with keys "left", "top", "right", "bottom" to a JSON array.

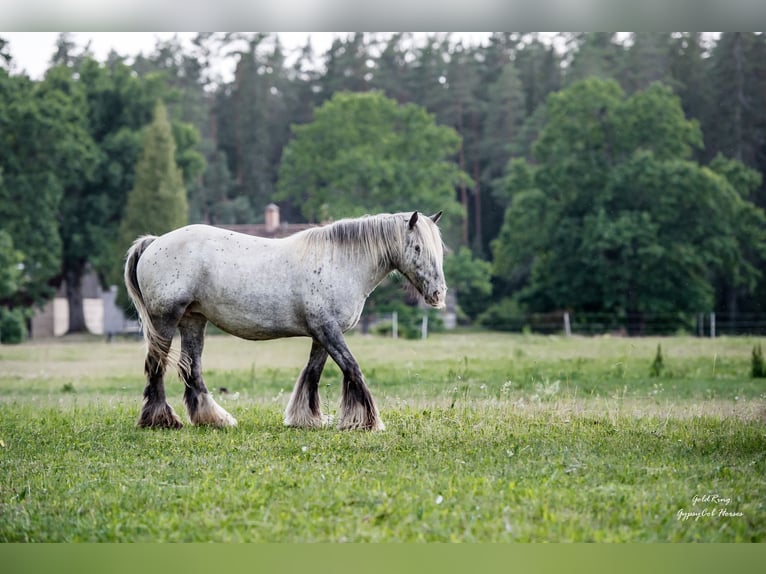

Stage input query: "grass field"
[{"left": 0, "top": 331, "right": 764, "bottom": 542}]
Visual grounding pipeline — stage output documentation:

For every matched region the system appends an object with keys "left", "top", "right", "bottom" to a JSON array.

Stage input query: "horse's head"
[{"left": 399, "top": 211, "right": 447, "bottom": 309}]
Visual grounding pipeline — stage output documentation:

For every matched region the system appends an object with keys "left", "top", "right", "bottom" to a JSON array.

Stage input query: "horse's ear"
[
  {"left": 430, "top": 210, "right": 443, "bottom": 224},
  {"left": 408, "top": 211, "right": 419, "bottom": 230}
]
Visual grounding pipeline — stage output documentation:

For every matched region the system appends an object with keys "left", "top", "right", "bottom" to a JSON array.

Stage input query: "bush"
[
  {"left": 478, "top": 297, "right": 527, "bottom": 332},
  {"left": 650, "top": 344, "right": 664, "bottom": 377},
  {"left": 752, "top": 343, "right": 765, "bottom": 378},
  {"left": 0, "top": 308, "right": 28, "bottom": 344},
  {"left": 370, "top": 307, "right": 443, "bottom": 340}
]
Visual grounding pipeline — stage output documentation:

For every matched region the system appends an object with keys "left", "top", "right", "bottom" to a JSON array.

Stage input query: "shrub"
[
  {"left": 649, "top": 344, "right": 664, "bottom": 377},
  {"left": 478, "top": 297, "right": 527, "bottom": 332},
  {"left": 752, "top": 343, "right": 765, "bottom": 378},
  {"left": 0, "top": 307, "right": 28, "bottom": 344}
]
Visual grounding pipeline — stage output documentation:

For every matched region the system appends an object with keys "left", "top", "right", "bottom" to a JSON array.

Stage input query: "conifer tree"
[{"left": 117, "top": 100, "right": 188, "bottom": 307}]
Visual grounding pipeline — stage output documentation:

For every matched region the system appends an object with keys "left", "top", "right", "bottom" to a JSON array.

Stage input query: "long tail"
[{"left": 124, "top": 236, "right": 173, "bottom": 372}]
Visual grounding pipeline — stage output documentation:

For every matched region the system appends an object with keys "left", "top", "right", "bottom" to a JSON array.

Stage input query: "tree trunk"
[
  {"left": 459, "top": 145, "right": 469, "bottom": 246},
  {"left": 65, "top": 265, "right": 89, "bottom": 334},
  {"left": 473, "top": 160, "right": 482, "bottom": 253},
  {"left": 733, "top": 32, "right": 744, "bottom": 163}
]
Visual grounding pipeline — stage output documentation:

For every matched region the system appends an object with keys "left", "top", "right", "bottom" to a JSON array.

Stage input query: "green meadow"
[{"left": 0, "top": 332, "right": 764, "bottom": 542}]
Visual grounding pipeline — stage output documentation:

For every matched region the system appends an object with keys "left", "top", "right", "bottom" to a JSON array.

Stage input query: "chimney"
[{"left": 265, "top": 203, "right": 280, "bottom": 233}]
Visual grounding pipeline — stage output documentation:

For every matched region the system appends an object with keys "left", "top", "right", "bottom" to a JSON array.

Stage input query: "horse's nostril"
[{"left": 433, "top": 291, "right": 440, "bottom": 299}]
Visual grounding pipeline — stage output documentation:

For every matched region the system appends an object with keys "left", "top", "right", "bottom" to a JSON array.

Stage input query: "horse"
[{"left": 123, "top": 210, "right": 447, "bottom": 431}]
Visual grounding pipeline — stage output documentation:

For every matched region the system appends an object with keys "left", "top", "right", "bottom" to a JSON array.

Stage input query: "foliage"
[
  {"left": 277, "top": 91, "right": 468, "bottom": 242},
  {"left": 370, "top": 306, "right": 443, "bottom": 340},
  {"left": 443, "top": 247, "right": 493, "bottom": 320},
  {"left": 119, "top": 101, "right": 189, "bottom": 235},
  {"left": 649, "top": 344, "right": 664, "bottom": 377},
  {"left": 491, "top": 78, "right": 766, "bottom": 333},
  {"left": 62, "top": 56, "right": 203, "bottom": 331},
  {"left": 0, "top": 67, "right": 93, "bottom": 308},
  {"left": 116, "top": 101, "right": 189, "bottom": 307},
  {"left": 0, "top": 307, "right": 26, "bottom": 343},
  {"left": 477, "top": 297, "right": 527, "bottom": 332},
  {"left": 362, "top": 273, "right": 437, "bottom": 339},
  {"left": 0, "top": 230, "right": 22, "bottom": 300},
  {"left": 752, "top": 344, "right": 765, "bottom": 378},
  {"left": 4, "top": 32, "right": 766, "bottom": 331},
  {"left": 0, "top": 228, "right": 23, "bottom": 340}
]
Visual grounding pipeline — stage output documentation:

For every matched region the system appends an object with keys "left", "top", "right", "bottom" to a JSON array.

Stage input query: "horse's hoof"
[
  {"left": 337, "top": 418, "right": 385, "bottom": 431},
  {"left": 137, "top": 419, "right": 184, "bottom": 429},
  {"left": 137, "top": 403, "right": 184, "bottom": 429},
  {"left": 190, "top": 393, "right": 237, "bottom": 427},
  {"left": 284, "top": 413, "right": 332, "bottom": 429}
]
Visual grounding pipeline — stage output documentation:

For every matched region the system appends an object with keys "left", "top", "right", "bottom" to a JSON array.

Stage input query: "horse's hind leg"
[
  {"left": 138, "top": 314, "right": 183, "bottom": 429},
  {"left": 179, "top": 313, "right": 237, "bottom": 427},
  {"left": 312, "top": 323, "right": 384, "bottom": 431},
  {"left": 284, "top": 339, "right": 329, "bottom": 428}
]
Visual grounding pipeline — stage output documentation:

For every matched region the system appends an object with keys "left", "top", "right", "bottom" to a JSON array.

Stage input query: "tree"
[
  {"left": 440, "top": 41, "right": 485, "bottom": 249},
  {"left": 480, "top": 60, "right": 527, "bottom": 257},
  {"left": 0, "top": 36, "right": 11, "bottom": 69},
  {"left": 131, "top": 35, "right": 212, "bottom": 225},
  {"left": 514, "top": 34, "right": 563, "bottom": 117},
  {"left": 618, "top": 33, "right": 673, "bottom": 94},
  {"left": 0, "top": 228, "right": 22, "bottom": 302},
  {"left": 407, "top": 34, "right": 451, "bottom": 121},
  {"left": 213, "top": 34, "right": 291, "bottom": 222},
  {"left": 708, "top": 154, "right": 766, "bottom": 315},
  {"left": 318, "top": 33, "right": 373, "bottom": 99},
  {"left": 564, "top": 33, "right": 622, "bottom": 86},
  {"left": 372, "top": 33, "right": 416, "bottom": 104},
  {"left": 116, "top": 101, "right": 188, "bottom": 307},
  {"left": 491, "top": 78, "right": 766, "bottom": 333},
  {"left": 443, "top": 246, "right": 493, "bottom": 321},
  {"left": 668, "top": 33, "right": 711, "bottom": 160},
  {"left": 0, "top": 66, "right": 94, "bottom": 313},
  {"left": 0, "top": 228, "right": 25, "bottom": 343},
  {"left": 276, "top": 91, "right": 468, "bottom": 243},
  {"left": 704, "top": 33, "right": 765, "bottom": 168},
  {"left": 56, "top": 55, "right": 203, "bottom": 333}
]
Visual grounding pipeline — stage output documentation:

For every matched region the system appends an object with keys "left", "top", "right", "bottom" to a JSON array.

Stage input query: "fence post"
[
  {"left": 563, "top": 312, "right": 571, "bottom": 337},
  {"left": 421, "top": 313, "right": 428, "bottom": 340},
  {"left": 710, "top": 312, "right": 716, "bottom": 339},
  {"left": 392, "top": 311, "right": 398, "bottom": 340}
]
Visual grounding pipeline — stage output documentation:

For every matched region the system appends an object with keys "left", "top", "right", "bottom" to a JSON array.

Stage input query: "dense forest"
[{"left": 1, "top": 32, "right": 765, "bottom": 340}]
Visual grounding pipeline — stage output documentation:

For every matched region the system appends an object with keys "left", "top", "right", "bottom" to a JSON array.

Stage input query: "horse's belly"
[{"left": 188, "top": 298, "right": 307, "bottom": 340}]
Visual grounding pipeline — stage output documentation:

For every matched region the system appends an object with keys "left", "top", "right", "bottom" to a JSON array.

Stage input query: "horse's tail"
[{"left": 124, "top": 236, "right": 168, "bottom": 370}]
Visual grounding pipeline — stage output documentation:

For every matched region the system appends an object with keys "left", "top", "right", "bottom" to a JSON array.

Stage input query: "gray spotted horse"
[{"left": 123, "top": 211, "right": 447, "bottom": 431}]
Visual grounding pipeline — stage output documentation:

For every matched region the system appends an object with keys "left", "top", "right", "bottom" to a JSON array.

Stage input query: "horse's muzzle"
[{"left": 426, "top": 290, "right": 446, "bottom": 309}]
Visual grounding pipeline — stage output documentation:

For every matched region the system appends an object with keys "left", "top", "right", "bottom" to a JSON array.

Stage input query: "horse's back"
[{"left": 136, "top": 225, "right": 309, "bottom": 338}]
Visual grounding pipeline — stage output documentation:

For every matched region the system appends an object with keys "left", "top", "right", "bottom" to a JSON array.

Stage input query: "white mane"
[{"left": 298, "top": 212, "right": 443, "bottom": 270}]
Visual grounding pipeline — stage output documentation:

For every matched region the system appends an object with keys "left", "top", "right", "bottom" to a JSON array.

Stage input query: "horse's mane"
[{"left": 298, "top": 212, "right": 442, "bottom": 270}]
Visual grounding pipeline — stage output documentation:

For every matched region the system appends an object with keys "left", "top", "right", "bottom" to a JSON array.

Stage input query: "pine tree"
[{"left": 117, "top": 100, "right": 188, "bottom": 306}]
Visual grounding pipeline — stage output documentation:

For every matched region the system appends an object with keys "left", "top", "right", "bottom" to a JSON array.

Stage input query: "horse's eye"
[{"left": 414, "top": 245, "right": 421, "bottom": 253}]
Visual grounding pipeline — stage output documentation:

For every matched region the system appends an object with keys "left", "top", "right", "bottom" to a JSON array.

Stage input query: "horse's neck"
[{"left": 343, "top": 245, "right": 395, "bottom": 295}]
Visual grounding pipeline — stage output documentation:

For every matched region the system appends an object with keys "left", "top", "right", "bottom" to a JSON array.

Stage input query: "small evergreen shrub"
[
  {"left": 650, "top": 344, "right": 664, "bottom": 377},
  {"left": 752, "top": 343, "right": 765, "bottom": 378}
]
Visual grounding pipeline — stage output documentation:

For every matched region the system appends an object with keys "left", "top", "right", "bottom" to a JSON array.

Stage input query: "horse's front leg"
[
  {"left": 284, "top": 339, "right": 330, "bottom": 428},
  {"left": 312, "top": 323, "right": 384, "bottom": 431}
]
